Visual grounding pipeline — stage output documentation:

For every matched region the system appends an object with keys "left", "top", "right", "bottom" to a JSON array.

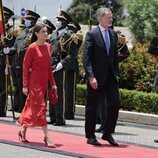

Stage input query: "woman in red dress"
[{"left": 18, "top": 23, "right": 57, "bottom": 147}]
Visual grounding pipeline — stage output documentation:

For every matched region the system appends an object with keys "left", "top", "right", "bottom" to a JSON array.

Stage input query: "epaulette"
[
  {"left": 72, "top": 32, "right": 83, "bottom": 44},
  {"left": 59, "top": 32, "right": 73, "bottom": 53},
  {"left": 76, "top": 32, "right": 83, "bottom": 41},
  {"left": 117, "top": 31, "right": 127, "bottom": 45},
  {"left": 117, "top": 31, "right": 128, "bottom": 51}
]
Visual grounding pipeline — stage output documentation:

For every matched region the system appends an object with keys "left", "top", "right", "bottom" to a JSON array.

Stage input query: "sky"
[{"left": 2, "top": 0, "right": 73, "bottom": 21}]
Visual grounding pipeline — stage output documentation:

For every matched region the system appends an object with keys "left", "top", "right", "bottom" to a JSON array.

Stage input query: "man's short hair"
[{"left": 96, "top": 8, "right": 111, "bottom": 20}]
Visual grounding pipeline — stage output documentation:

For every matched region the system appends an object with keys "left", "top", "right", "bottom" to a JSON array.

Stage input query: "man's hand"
[
  {"left": 89, "top": 77, "right": 98, "bottom": 90},
  {"left": 22, "top": 87, "right": 28, "bottom": 96}
]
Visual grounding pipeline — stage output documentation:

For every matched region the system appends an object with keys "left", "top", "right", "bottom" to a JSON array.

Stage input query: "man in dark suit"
[
  {"left": 83, "top": 7, "right": 120, "bottom": 146},
  {"left": 95, "top": 35, "right": 130, "bottom": 133}
]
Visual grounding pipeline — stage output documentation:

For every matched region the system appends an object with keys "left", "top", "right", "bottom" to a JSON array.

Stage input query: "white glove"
[
  {"left": 3, "top": 47, "right": 10, "bottom": 54},
  {"left": 56, "top": 62, "right": 63, "bottom": 71},
  {"left": 22, "top": 87, "right": 28, "bottom": 96}
]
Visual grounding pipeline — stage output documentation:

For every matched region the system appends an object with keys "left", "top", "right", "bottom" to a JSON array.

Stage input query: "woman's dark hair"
[{"left": 30, "top": 23, "right": 46, "bottom": 43}]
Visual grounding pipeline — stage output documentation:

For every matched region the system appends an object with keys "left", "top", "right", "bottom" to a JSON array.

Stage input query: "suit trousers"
[
  {"left": 97, "top": 92, "right": 108, "bottom": 129},
  {"left": 65, "top": 70, "right": 77, "bottom": 119},
  {"left": 85, "top": 76, "right": 120, "bottom": 139},
  {"left": 49, "top": 69, "right": 66, "bottom": 124}
]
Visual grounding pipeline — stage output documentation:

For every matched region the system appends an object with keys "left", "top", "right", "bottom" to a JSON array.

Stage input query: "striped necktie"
[{"left": 105, "top": 30, "right": 110, "bottom": 54}]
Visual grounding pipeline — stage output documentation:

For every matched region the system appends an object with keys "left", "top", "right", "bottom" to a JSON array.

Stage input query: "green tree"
[
  {"left": 126, "top": 0, "right": 158, "bottom": 43},
  {"left": 67, "top": 0, "right": 126, "bottom": 26}
]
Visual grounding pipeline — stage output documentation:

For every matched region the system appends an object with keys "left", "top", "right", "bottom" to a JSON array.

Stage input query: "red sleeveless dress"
[{"left": 18, "top": 42, "right": 55, "bottom": 127}]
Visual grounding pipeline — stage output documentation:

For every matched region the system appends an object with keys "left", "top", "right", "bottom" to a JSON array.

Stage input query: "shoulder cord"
[{"left": 59, "top": 33, "right": 74, "bottom": 53}]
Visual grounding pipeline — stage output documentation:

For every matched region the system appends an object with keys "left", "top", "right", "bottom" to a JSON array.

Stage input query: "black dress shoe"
[
  {"left": 87, "top": 138, "right": 101, "bottom": 146},
  {"left": 102, "top": 134, "right": 119, "bottom": 146},
  {"left": 53, "top": 122, "right": 65, "bottom": 126},
  {"left": 154, "top": 139, "right": 158, "bottom": 143}
]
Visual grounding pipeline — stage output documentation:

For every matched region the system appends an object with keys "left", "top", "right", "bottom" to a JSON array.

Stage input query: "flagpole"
[{"left": 0, "top": 0, "right": 6, "bottom": 36}]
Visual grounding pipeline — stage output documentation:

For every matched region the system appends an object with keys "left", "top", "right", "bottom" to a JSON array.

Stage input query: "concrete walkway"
[{"left": 0, "top": 108, "right": 158, "bottom": 158}]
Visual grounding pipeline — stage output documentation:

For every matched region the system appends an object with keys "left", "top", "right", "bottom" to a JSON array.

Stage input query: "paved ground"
[{"left": 0, "top": 109, "right": 157, "bottom": 158}]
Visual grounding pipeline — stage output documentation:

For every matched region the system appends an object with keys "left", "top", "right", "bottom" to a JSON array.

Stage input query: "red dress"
[{"left": 18, "top": 42, "right": 55, "bottom": 127}]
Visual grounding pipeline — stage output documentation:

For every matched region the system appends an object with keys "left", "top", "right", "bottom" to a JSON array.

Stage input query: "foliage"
[
  {"left": 67, "top": 0, "right": 126, "bottom": 26},
  {"left": 77, "top": 45, "right": 85, "bottom": 84},
  {"left": 126, "top": 0, "right": 158, "bottom": 43},
  {"left": 120, "top": 89, "right": 158, "bottom": 114},
  {"left": 76, "top": 84, "right": 87, "bottom": 105},
  {"left": 67, "top": 3, "right": 91, "bottom": 25},
  {"left": 119, "top": 43, "right": 158, "bottom": 92},
  {"left": 76, "top": 84, "right": 158, "bottom": 114}
]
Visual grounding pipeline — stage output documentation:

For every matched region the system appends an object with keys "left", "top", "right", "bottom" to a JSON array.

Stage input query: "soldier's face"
[
  {"left": 25, "top": 19, "right": 32, "bottom": 28},
  {"left": 35, "top": 26, "right": 48, "bottom": 41},
  {"left": 55, "top": 19, "right": 62, "bottom": 28}
]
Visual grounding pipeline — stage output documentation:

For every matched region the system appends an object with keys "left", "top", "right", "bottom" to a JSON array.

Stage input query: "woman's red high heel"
[
  {"left": 18, "top": 131, "right": 30, "bottom": 143},
  {"left": 44, "top": 136, "right": 56, "bottom": 148}
]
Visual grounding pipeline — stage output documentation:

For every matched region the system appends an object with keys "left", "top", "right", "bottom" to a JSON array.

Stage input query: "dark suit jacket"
[{"left": 83, "top": 26, "right": 119, "bottom": 86}]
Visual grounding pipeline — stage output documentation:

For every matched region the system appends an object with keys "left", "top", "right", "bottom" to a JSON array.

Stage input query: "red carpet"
[{"left": 0, "top": 122, "right": 158, "bottom": 158}]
